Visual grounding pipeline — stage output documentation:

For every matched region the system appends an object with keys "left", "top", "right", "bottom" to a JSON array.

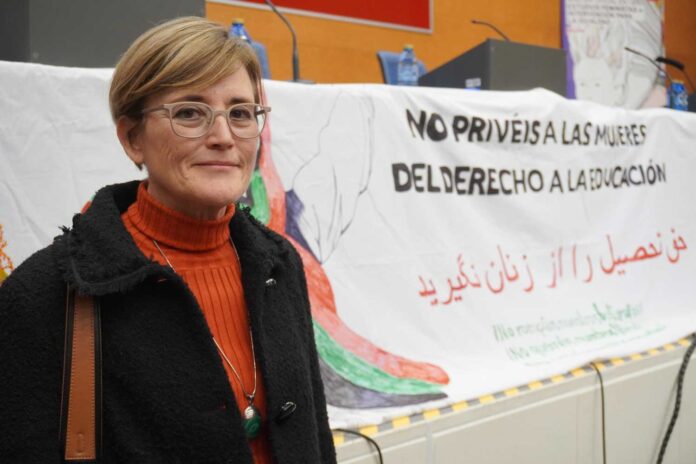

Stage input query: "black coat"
[{"left": 0, "top": 181, "right": 336, "bottom": 463}]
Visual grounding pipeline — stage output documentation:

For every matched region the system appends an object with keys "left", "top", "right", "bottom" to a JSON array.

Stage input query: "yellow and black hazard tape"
[{"left": 332, "top": 336, "right": 694, "bottom": 446}]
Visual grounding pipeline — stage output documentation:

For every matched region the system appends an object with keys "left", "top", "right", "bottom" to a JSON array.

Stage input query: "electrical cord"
[
  {"left": 590, "top": 362, "right": 607, "bottom": 464},
  {"left": 335, "top": 338, "right": 695, "bottom": 464},
  {"left": 334, "top": 428, "right": 384, "bottom": 463},
  {"left": 656, "top": 335, "right": 696, "bottom": 464}
]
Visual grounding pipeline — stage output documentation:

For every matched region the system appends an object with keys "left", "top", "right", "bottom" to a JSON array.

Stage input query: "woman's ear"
[{"left": 116, "top": 116, "right": 145, "bottom": 168}]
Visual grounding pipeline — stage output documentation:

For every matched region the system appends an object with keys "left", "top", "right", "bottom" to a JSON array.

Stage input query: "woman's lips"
[{"left": 195, "top": 161, "right": 239, "bottom": 168}]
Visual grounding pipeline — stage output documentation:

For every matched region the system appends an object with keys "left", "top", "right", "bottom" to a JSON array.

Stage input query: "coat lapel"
[
  {"left": 55, "top": 181, "right": 166, "bottom": 296},
  {"left": 229, "top": 208, "right": 285, "bottom": 324}
]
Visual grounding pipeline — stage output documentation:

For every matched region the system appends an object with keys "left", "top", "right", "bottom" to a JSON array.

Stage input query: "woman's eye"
[
  {"left": 174, "top": 106, "right": 206, "bottom": 120},
  {"left": 230, "top": 107, "right": 253, "bottom": 120}
]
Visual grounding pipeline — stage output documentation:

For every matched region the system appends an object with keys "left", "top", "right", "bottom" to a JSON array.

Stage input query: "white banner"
[{"left": 2, "top": 61, "right": 696, "bottom": 429}]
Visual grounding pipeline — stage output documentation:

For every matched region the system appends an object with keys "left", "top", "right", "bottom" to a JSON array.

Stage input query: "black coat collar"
[{"left": 55, "top": 181, "right": 284, "bottom": 296}]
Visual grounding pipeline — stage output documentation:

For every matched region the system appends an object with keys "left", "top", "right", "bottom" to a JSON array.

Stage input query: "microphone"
[
  {"left": 471, "top": 19, "right": 510, "bottom": 42},
  {"left": 624, "top": 47, "right": 671, "bottom": 86},
  {"left": 656, "top": 56, "right": 684, "bottom": 71},
  {"left": 263, "top": 0, "right": 303, "bottom": 83},
  {"left": 656, "top": 56, "right": 695, "bottom": 92}
]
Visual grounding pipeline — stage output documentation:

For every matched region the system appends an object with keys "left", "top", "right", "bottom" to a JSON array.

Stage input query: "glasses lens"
[
  {"left": 170, "top": 103, "right": 211, "bottom": 138},
  {"left": 228, "top": 104, "right": 266, "bottom": 139}
]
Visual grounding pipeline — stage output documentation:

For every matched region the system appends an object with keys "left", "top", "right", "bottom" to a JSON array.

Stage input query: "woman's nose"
[{"left": 206, "top": 112, "right": 235, "bottom": 143}]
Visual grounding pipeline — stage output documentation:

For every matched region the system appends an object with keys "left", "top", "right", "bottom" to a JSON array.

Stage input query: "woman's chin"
[{"left": 194, "top": 188, "right": 244, "bottom": 211}]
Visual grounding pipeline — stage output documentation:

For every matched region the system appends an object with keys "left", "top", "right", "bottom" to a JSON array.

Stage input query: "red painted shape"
[
  {"left": 258, "top": 123, "right": 286, "bottom": 233},
  {"left": 238, "top": 0, "right": 430, "bottom": 29},
  {"left": 289, "top": 234, "right": 450, "bottom": 385}
]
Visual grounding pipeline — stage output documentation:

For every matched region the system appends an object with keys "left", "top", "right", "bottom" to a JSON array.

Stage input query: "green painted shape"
[
  {"left": 313, "top": 321, "right": 443, "bottom": 395},
  {"left": 248, "top": 170, "right": 270, "bottom": 225}
]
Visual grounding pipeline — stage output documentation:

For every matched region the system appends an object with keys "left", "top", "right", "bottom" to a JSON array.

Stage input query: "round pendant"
[{"left": 243, "top": 405, "right": 262, "bottom": 439}]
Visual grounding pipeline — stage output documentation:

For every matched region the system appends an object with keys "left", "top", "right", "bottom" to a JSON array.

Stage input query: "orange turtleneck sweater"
[{"left": 121, "top": 183, "right": 272, "bottom": 463}]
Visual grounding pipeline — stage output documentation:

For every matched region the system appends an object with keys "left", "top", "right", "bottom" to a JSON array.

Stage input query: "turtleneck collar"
[{"left": 124, "top": 182, "right": 235, "bottom": 252}]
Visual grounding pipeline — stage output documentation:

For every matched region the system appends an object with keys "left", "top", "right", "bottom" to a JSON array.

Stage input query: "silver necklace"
[{"left": 152, "top": 238, "right": 262, "bottom": 439}]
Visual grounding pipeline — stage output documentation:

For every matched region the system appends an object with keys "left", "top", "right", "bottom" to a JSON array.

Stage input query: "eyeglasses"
[{"left": 141, "top": 101, "right": 271, "bottom": 139}]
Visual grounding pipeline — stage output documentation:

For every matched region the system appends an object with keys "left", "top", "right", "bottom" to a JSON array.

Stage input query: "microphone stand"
[
  {"left": 471, "top": 19, "right": 510, "bottom": 42},
  {"left": 264, "top": 0, "right": 313, "bottom": 83},
  {"left": 624, "top": 47, "right": 673, "bottom": 108},
  {"left": 624, "top": 47, "right": 672, "bottom": 87}
]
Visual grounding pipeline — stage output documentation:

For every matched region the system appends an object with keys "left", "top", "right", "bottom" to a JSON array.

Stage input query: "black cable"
[
  {"left": 334, "top": 428, "right": 384, "bottom": 463},
  {"left": 590, "top": 362, "right": 607, "bottom": 464},
  {"left": 656, "top": 335, "right": 696, "bottom": 464}
]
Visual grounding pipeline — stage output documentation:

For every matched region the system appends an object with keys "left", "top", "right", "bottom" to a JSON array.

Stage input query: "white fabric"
[{"left": 2, "top": 61, "right": 696, "bottom": 428}]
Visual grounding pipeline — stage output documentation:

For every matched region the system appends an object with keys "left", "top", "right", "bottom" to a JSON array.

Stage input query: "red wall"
[{"left": 238, "top": 0, "right": 431, "bottom": 29}]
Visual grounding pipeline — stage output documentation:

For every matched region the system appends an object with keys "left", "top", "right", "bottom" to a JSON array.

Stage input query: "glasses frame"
[{"left": 141, "top": 101, "right": 271, "bottom": 139}]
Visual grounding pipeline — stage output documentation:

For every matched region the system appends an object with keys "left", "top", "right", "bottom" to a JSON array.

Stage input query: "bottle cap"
[
  {"left": 233, "top": 18, "right": 245, "bottom": 24},
  {"left": 404, "top": 44, "right": 414, "bottom": 50}
]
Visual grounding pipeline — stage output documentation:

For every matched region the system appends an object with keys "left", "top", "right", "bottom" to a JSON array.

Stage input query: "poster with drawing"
[
  {"left": 563, "top": 0, "right": 665, "bottom": 109},
  {"left": 2, "top": 61, "right": 696, "bottom": 429}
]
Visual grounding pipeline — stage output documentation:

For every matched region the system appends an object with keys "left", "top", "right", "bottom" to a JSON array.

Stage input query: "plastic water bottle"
[
  {"left": 670, "top": 79, "right": 688, "bottom": 111},
  {"left": 229, "top": 18, "right": 272, "bottom": 79},
  {"left": 397, "top": 44, "right": 419, "bottom": 86},
  {"left": 229, "top": 18, "right": 251, "bottom": 44}
]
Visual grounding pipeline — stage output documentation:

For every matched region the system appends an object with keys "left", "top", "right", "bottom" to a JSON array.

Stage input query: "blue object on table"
[
  {"left": 250, "top": 42, "right": 271, "bottom": 80},
  {"left": 397, "top": 45, "right": 419, "bottom": 86},
  {"left": 230, "top": 19, "right": 251, "bottom": 42},
  {"left": 377, "top": 50, "right": 427, "bottom": 85},
  {"left": 229, "top": 19, "right": 272, "bottom": 79},
  {"left": 670, "top": 80, "right": 688, "bottom": 111}
]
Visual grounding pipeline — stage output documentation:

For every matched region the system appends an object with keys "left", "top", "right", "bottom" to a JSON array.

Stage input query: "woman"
[{"left": 0, "top": 17, "right": 336, "bottom": 463}]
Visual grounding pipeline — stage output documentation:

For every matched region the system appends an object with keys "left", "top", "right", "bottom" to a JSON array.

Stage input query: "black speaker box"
[{"left": 419, "top": 39, "right": 567, "bottom": 96}]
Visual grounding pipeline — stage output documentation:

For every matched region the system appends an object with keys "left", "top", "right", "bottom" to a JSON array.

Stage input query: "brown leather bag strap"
[{"left": 60, "top": 287, "right": 102, "bottom": 462}]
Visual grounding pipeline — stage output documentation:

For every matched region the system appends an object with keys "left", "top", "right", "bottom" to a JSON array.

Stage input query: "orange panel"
[
  {"left": 207, "top": 0, "right": 559, "bottom": 83},
  {"left": 664, "top": 0, "right": 696, "bottom": 91}
]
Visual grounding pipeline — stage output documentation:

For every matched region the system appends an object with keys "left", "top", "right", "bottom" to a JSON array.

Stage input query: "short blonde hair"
[{"left": 109, "top": 16, "right": 262, "bottom": 122}]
